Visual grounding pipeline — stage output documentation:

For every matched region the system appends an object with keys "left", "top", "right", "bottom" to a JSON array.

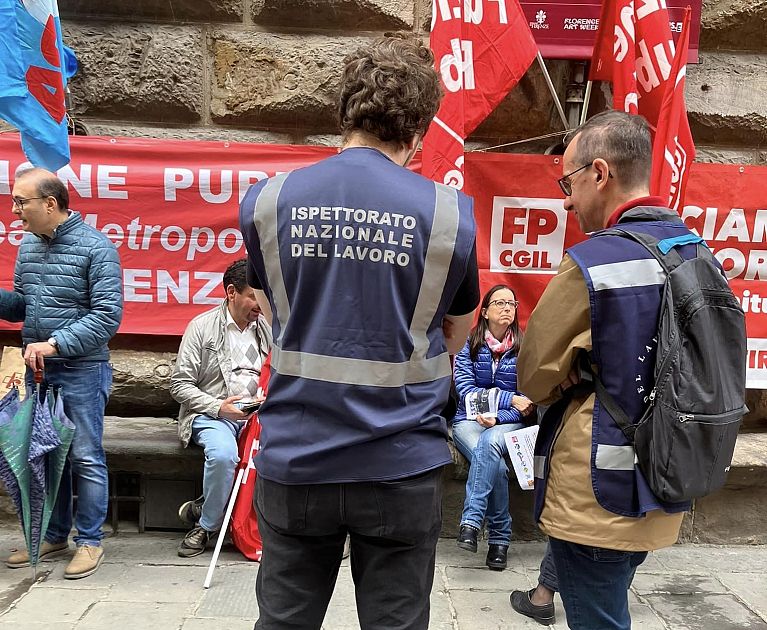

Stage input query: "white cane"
[
  {"left": 203, "top": 406, "right": 261, "bottom": 589},
  {"left": 203, "top": 465, "right": 246, "bottom": 589}
]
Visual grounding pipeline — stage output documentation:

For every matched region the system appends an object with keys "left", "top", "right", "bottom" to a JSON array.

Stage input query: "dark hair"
[
  {"left": 337, "top": 33, "right": 442, "bottom": 144},
  {"left": 223, "top": 259, "right": 248, "bottom": 293},
  {"left": 567, "top": 110, "right": 652, "bottom": 190},
  {"left": 16, "top": 167, "right": 69, "bottom": 210},
  {"left": 467, "top": 285, "right": 523, "bottom": 361}
]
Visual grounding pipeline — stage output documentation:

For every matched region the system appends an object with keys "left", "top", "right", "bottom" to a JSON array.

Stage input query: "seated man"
[{"left": 170, "top": 259, "right": 271, "bottom": 557}]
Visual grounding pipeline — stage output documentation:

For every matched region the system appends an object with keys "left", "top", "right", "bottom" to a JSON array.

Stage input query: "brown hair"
[
  {"left": 566, "top": 110, "right": 652, "bottom": 191},
  {"left": 337, "top": 33, "right": 442, "bottom": 144},
  {"left": 467, "top": 285, "right": 523, "bottom": 361}
]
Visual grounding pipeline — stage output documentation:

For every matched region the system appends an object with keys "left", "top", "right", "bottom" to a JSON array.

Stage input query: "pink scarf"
[{"left": 484, "top": 329, "right": 514, "bottom": 358}]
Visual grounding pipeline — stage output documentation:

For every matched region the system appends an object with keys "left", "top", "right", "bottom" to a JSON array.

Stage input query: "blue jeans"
[
  {"left": 452, "top": 419, "right": 522, "bottom": 546},
  {"left": 191, "top": 415, "right": 243, "bottom": 532},
  {"left": 549, "top": 537, "right": 647, "bottom": 630},
  {"left": 28, "top": 361, "right": 112, "bottom": 548}
]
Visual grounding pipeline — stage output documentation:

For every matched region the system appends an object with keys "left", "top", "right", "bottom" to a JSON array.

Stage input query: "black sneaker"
[
  {"left": 510, "top": 589, "right": 556, "bottom": 626},
  {"left": 178, "top": 526, "right": 212, "bottom": 558},
  {"left": 178, "top": 495, "right": 204, "bottom": 527}
]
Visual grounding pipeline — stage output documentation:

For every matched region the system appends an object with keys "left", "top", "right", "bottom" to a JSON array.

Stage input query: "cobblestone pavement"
[{"left": 0, "top": 527, "right": 765, "bottom": 629}]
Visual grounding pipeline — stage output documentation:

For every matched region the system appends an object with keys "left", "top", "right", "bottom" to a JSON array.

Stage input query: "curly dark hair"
[{"left": 338, "top": 33, "right": 442, "bottom": 144}]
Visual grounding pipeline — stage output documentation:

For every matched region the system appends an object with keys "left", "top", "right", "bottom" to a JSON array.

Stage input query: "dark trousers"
[
  {"left": 253, "top": 467, "right": 444, "bottom": 630},
  {"left": 538, "top": 542, "right": 559, "bottom": 592},
  {"left": 549, "top": 537, "right": 648, "bottom": 630}
]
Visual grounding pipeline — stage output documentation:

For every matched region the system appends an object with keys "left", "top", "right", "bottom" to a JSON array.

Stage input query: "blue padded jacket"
[
  {"left": 0, "top": 211, "right": 123, "bottom": 361},
  {"left": 452, "top": 340, "right": 524, "bottom": 424}
]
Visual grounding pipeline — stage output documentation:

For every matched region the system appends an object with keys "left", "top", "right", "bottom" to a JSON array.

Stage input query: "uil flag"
[
  {"left": 0, "top": 0, "right": 70, "bottom": 171},
  {"left": 590, "top": 0, "right": 695, "bottom": 210},
  {"left": 421, "top": 0, "right": 537, "bottom": 189}
]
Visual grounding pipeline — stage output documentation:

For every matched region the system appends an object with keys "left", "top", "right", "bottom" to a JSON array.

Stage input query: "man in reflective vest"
[
  {"left": 515, "top": 111, "right": 690, "bottom": 630},
  {"left": 239, "top": 34, "right": 479, "bottom": 630}
]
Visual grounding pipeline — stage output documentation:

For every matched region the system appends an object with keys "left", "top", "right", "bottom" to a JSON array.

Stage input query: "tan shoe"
[
  {"left": 6, "top": 541, "right": 69, "bottom": 569},
  {"left": 64, "top": 545, "right": 104, "bottom": 579}
]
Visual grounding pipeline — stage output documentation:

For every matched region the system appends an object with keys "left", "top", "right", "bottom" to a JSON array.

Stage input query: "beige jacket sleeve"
[
  {"left": 517, "top": 254, "right": 592, "bottom": 405},
  {"left": 169, "top": 318, "right": 223, "bottom": 420}
]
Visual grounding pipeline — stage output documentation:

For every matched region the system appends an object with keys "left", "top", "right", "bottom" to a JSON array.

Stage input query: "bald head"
[{"left": 14, "top": 167, "right": 69, "bottom": 212}]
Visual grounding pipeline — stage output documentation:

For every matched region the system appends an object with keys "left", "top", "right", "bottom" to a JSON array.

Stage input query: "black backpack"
[{"left": 589, "top": 228, "right": 748, "bottom": 503}]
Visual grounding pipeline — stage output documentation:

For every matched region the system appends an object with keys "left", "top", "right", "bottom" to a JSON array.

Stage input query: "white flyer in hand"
[
  {"left": 504, "top": 425, "right": 539, "bottom": 490},
  {"left": 465, "top": 388, "right": 500, "bottom": 419}
]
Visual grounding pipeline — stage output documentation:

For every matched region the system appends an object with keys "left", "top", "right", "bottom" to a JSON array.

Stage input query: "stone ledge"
[
  {"left": 251, "top": 0, "right": 414, "bottom": 30},
  {"left": 59, "top": 0, "right": 244, "bottom": 22}
]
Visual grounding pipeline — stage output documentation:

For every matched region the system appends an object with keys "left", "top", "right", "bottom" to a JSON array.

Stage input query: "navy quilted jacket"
[
  {"left": 0, "top": 211, "right": 123, "bottom": 361},
  {"left": 453, "top": 340, "right": 524, "bottom": 424}
]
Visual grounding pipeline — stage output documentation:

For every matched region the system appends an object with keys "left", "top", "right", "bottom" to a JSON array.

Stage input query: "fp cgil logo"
[{"left": 490, "top": 197, "right": 567, "bottom": 274}]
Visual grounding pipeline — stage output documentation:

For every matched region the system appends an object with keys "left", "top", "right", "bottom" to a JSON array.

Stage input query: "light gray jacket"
[{"left": 170, "top": 301, "right": 272, "bottom": 447}]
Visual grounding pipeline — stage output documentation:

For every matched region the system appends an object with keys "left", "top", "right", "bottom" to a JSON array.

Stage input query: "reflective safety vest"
[
  {"left": 240, "top": 147, "right": 477, "bottom": 484},
  {"left": 534, "top": 207, "right": 693, "bottom": 518}
]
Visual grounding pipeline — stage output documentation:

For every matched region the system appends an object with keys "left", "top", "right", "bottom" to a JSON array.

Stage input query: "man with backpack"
[{"left": 515, "top": 111, "right": 746, "bottom": 630}]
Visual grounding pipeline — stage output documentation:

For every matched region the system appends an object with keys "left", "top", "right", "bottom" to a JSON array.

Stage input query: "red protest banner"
[
  {"left": 422, "top": 0, "right": 537, "bottom": 188},
  {"left": 0, "top": 135, "right": 764, "bottom": 386},
  {"left": 0, "top": 134, "right": 333, "bottom": 335},
  {"left": 463, "top": 152, "right": 767, "bottom": 389}
]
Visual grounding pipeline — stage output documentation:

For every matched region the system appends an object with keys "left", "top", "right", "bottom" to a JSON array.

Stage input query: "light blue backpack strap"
[{"left": 657, "top": 234, "right": 706, "bottom": 255}]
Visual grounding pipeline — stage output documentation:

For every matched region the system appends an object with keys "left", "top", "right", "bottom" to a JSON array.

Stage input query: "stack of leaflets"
[{"left": 464, "top": 388, "right": 500, "bottom": 419}]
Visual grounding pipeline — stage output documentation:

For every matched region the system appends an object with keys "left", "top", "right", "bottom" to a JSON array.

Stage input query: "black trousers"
[{"left": 253, "top": 467, "right": 444, "bottom": 630}]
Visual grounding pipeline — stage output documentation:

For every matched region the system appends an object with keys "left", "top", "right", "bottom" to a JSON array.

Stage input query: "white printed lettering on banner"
[
  {"left": 682, "top": 205, "right": 767, "bottom": 281},
  {"left": 490, "top": 197, "right": 567, "bottom": 274},
  {"left": 123, "top": 269, "right": 221, "bottom": 305},
  {"left": 440, "top": 38, "right": 475, "bottom": 92},
  {"left": 163, "top": 168, "right": 270, "bottom": 203},
  {"left": 746, "top": 338, "right": 767, "bottom": 389},
  {"left": 433, "top": 0, "right": 508, "bottom": 27}
]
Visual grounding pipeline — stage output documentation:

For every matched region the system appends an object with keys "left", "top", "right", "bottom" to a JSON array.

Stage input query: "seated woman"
[{"left": 452, "top": 284, "right": 534, "bottom": 571}]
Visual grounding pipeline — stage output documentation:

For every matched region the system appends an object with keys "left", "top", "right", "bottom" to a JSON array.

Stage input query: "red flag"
[
  {"left": 589, "top": 0, "right": 695, "bottom": 209},
  {"left": 651, "top": 8, "right": 695, "bottom": 212},
  {"left": 229, "top": 353, "right": 271, "bottom": 561},
  {"left": 421, "top": 0, "right": 538, "bottom": 188}
]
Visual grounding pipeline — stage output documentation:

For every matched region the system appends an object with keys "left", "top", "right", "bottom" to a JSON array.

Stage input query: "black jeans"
[{"left": 253, "top": 467, "right": 444, "bottom": 630}]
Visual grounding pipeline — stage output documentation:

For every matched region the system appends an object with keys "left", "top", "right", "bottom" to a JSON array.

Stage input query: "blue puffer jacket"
[
  {"left": 453, "top": 340, "right": 524, "bottom": 424},
  {"left": 0, "top": 211, "right": 123, "bottom": 361}
]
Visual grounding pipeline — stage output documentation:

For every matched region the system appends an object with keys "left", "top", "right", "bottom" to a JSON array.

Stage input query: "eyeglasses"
[
  {"left": 557, "top": 164, "right": 591, "bottom": 196},
  {"left": 557, "top": 163, "right": 614, "bottom": 197},
  {"left": 489, "top": 299, "right": 518, "bottom": 309},
  {"left": 11, "top": 196, "right": 45, "bottom": 210}
]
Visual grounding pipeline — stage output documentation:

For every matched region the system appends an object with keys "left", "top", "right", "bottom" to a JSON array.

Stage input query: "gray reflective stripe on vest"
[
  {"left": 589, "top": 258, "right": 664, "bottom": 292},
  {"left": 595, "top": 444, "right": 636, "bottom": 471},
  {"left": 534, "top": 456, "right": 546, "bottom": 479},
  {"left": 253, "top": 178, "right": 458, "bottom": 387},
  {"left": 253, "top": 173, "right": 291, "bottom": 345}
]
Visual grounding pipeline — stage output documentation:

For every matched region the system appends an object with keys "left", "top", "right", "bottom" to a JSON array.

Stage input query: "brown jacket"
[{"left": 518, "top": 255, "right": 683, "bottom": 551}]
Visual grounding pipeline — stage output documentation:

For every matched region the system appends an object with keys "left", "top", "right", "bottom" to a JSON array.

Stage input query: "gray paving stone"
[
  {"left": 197, "top": 565, "right": 258, "bottom": 618},
  {"left": 76, "top": 601, "right": 192, "bottom": 629},
  {"left": 653, "top": 545, "right": 767, "bottom": 574},
  {"left": 626, "top": 603, "right": 668, "bottom": 629},
  {"left": 0, "top": 586, "right": 108, "bottom": 625},
  {"left": 632, "top": 573, "right": 729, "bottom": 595},
  {"left": 450, "top": 588, "right": 568, "bottom": 629},
  {"left": 40, "top": 560, "right": 129, "bottom": 588},
  {"left": 643, "top": 592, "right": 767, "bottom": 629},
  {"left": 182, "top": 617, "right": 254, "bottom": 630},
  {"left": 445, "top": 566, "right": 532, "bottom": 592},
  {"left": 718, "top": 573, "right": 767, "bottom": 621},
  {"left": 107, "top": 565, "right": 207, "bottom": 603}
]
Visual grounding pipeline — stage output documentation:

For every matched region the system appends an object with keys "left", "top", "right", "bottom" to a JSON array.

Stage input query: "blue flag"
[{"left": 0, "top": 0, "right": 70, "bottom": 171}]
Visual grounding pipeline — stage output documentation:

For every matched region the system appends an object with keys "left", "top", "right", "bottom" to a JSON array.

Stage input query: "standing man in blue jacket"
[
  {"left": 0, "top": 167, "right": 123, "bottom": 579},
  {"left": 240, "top": 34, "right": 479, "bottom": 630}
]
